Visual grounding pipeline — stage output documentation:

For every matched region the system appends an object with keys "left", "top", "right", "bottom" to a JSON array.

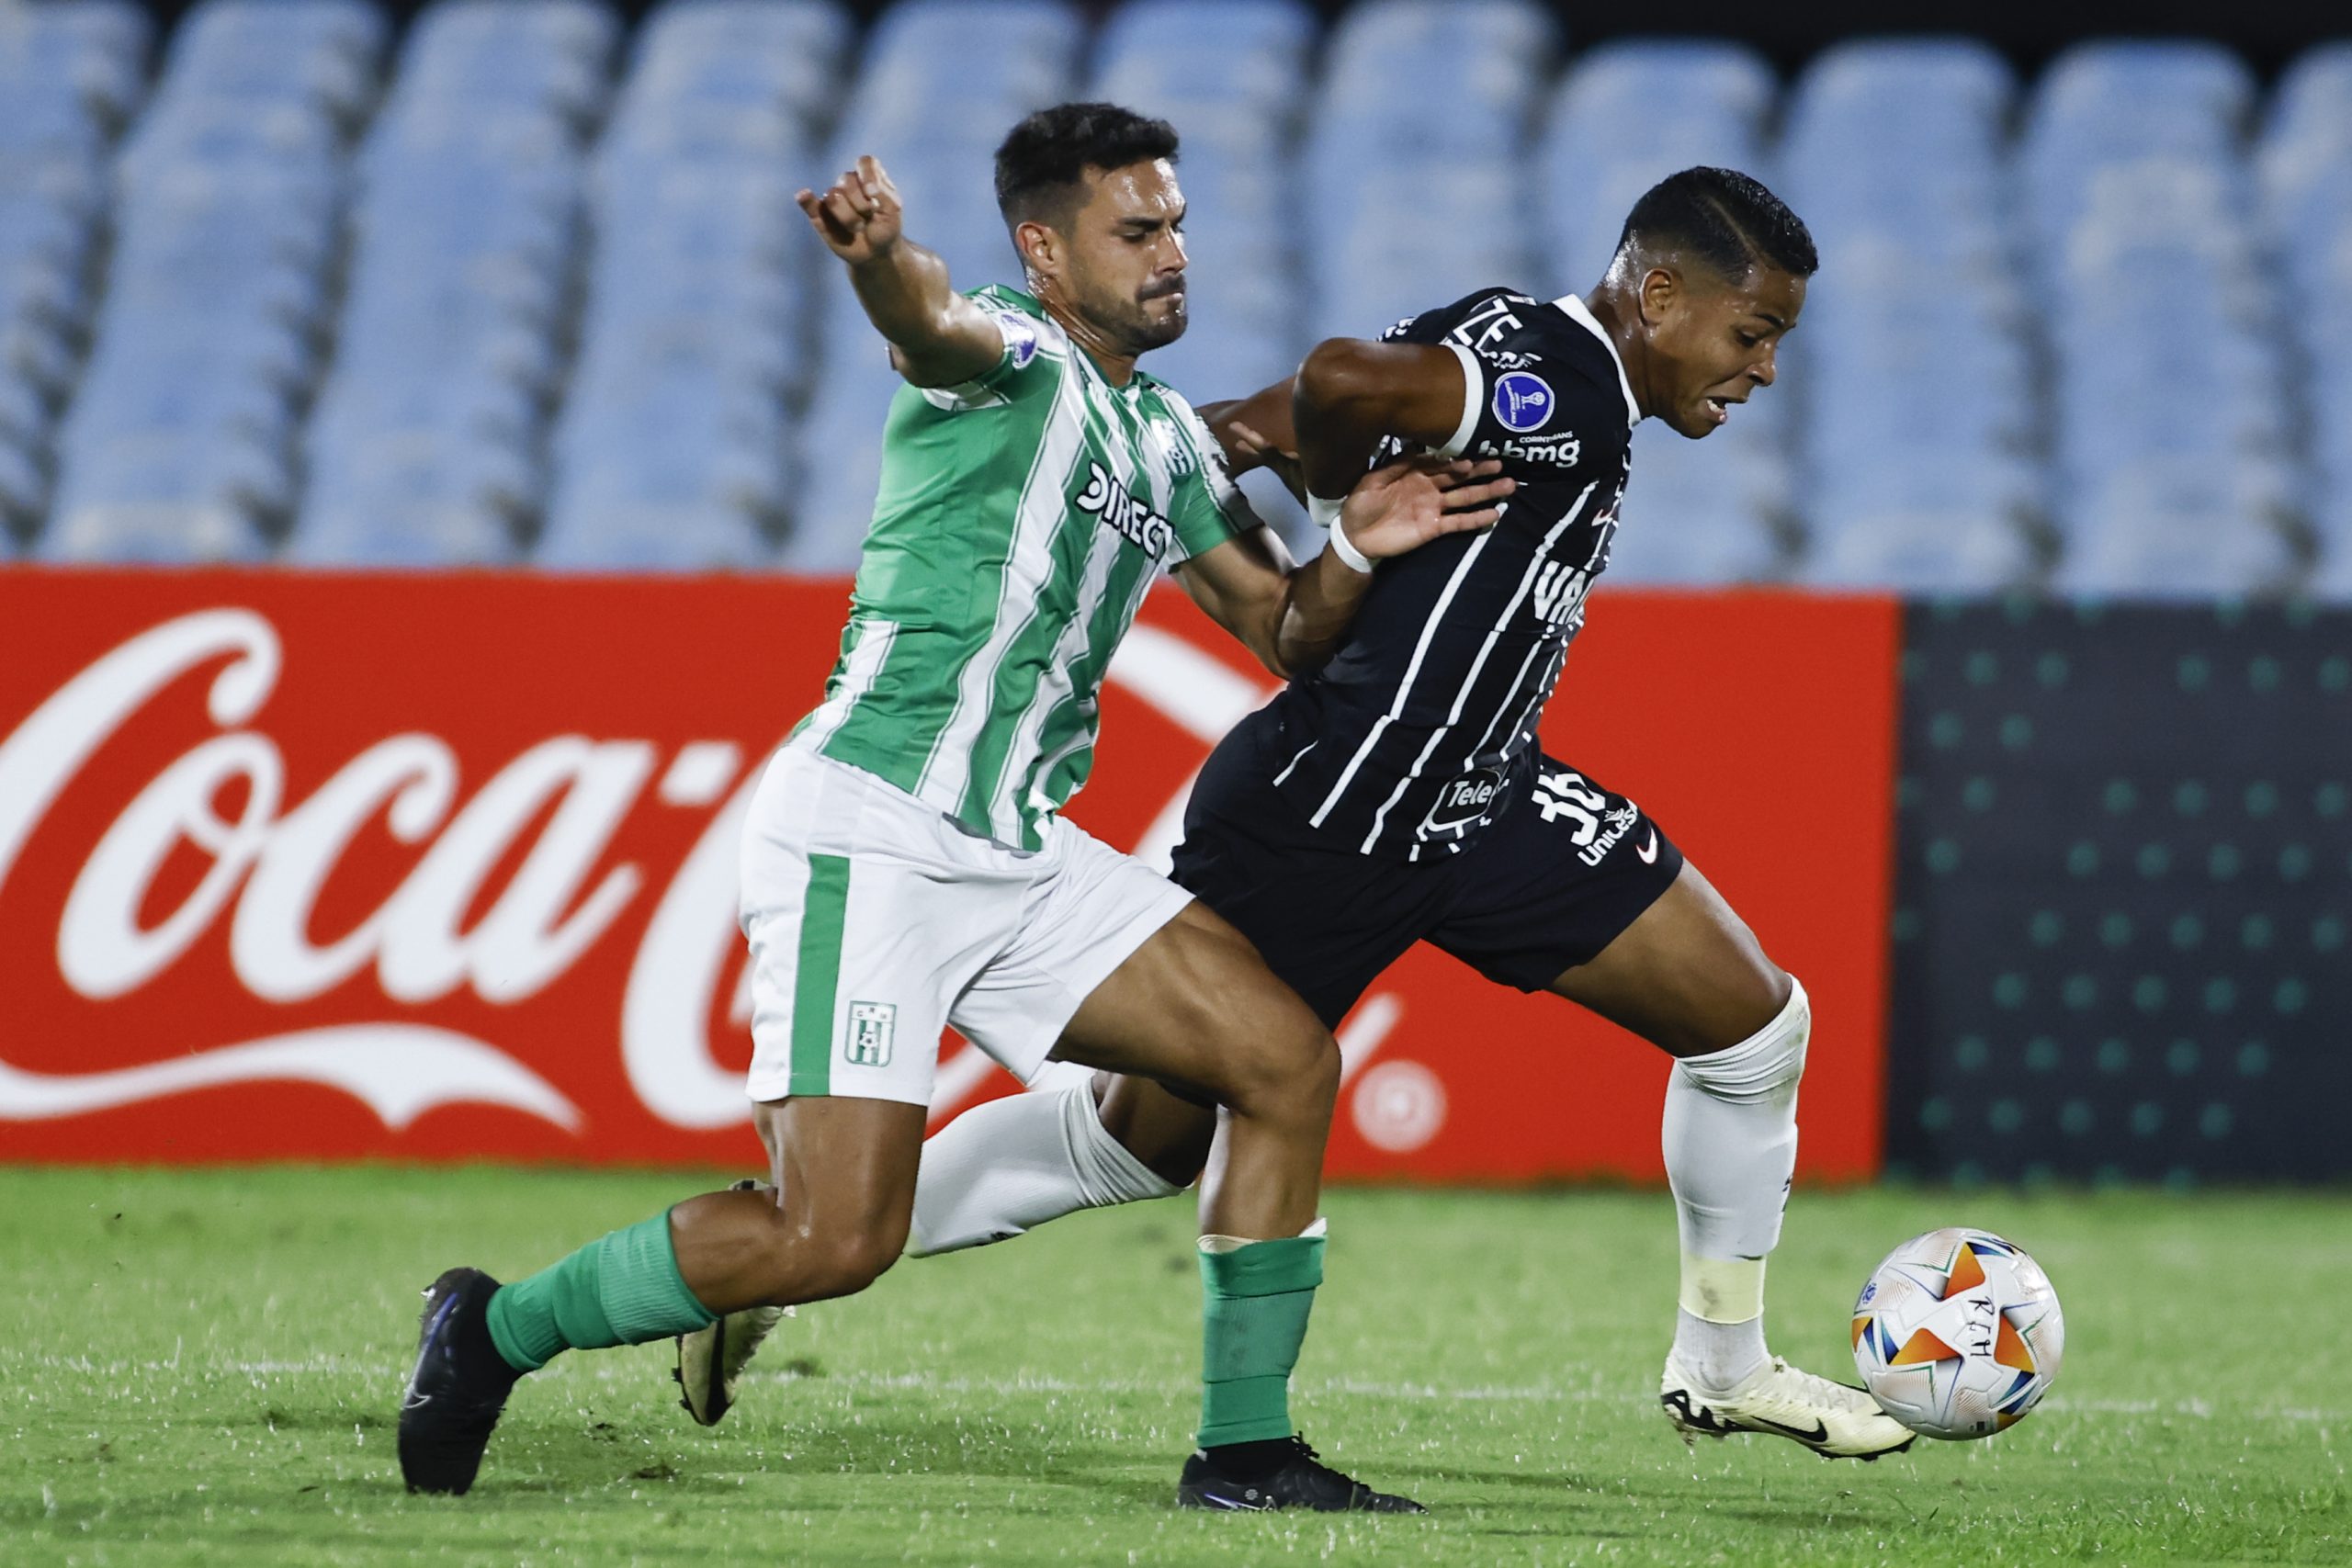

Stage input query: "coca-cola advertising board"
[{"left": 0, "top": 569, "right": 1897, "bottom": 1179}]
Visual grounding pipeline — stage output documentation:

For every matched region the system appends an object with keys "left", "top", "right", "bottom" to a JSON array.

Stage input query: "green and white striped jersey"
[{"left": 793, "top": 285, "right": 1251, "bottom": 851}]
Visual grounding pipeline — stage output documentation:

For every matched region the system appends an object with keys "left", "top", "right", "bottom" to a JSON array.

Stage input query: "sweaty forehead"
[
  {"left": 1725, "top": 267, "right": 1806, "bottom": 328},
  {"left": 1079, "top": 159, "right": 1182, "bottom": 223}
]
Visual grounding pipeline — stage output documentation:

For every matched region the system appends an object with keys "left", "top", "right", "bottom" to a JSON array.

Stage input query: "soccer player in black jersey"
[{"left": 681, "top": 168, "right": 1916, "bottom": 1466}]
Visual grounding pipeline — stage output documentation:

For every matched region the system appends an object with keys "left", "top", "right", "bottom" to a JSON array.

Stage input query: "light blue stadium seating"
[
  {"left": 541, "top": 0, "right": 850, "bottom": 570},
  {"left": 44, "top": 0, "right": 376, "bottom": 562},
  {"left": 2262, "top": 45, "right": 2352, "bottom": 600},
  {"left": 2261, "top": 42, "right": 2352, "bottom": 242},
  {"left": 2013, "top": 39, "right": 2309, "bottom": 595},
  {"left": 291, "top": 0, "right": 612, "bottom": 567},
  {"left": 2311, "top": 487, "right": 2352, "bottom": 602},
  {"left": 0, "top": 0, "right": 152, "bottom": 541},
  {"left": 1305, "top": 0, "right": 1556, "bottom": 344},
  {"left": 1605, "top": 419, "right": 1791, "bottom": 586},
  {"left": 1542, "top": 39, "right": 1776, "bottom": 293},
  {"left": 7, "top": 7, "right": 2348, "bottom": 594},
  {"left": 784, "top": 0, "right": 1081, "bottom": 568},
  {"left": 2053, "top": 459, "right": 2301, "bottom": 599},
  {"left": 1785, "top": 39, "right": 2035, "bottom": 591}
]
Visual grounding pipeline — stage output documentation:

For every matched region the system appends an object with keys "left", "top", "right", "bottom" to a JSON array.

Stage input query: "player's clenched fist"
[{"left": 797, "top": 153, "right": 903, "bottom": 263}]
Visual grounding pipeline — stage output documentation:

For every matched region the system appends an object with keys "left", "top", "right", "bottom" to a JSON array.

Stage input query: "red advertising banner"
[{"left": 0, "top": 569, "right": 1897, "bottom": 1179}]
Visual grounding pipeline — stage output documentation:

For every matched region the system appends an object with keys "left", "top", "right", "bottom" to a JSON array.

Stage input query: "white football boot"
[
  {"left": 673, "top": 1179, "right": 790, "bottom": 1427},
  {"left": 1659, "top": 1351, "right": 1916, "bottom": 1460}
]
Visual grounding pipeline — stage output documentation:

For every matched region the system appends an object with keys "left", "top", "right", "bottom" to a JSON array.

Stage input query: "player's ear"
[
  {"left": 1014, "top": 218, "right": 1062, "bottom": 280},
  {"left": 1638, "top": 264, "right": 1681, "bottom": 328}
]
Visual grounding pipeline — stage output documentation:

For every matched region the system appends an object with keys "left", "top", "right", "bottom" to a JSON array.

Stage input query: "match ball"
[{"left": 1850, "top": 1227, "right": 2064, "bottom": 1440}]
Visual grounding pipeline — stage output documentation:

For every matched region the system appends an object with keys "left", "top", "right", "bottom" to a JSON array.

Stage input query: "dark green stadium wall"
[{"left": 1883, "top": 602, "right": 2352, "bottom": 1184}]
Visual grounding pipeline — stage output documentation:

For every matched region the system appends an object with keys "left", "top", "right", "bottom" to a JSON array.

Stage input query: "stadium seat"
[
  {"left": 0, "top": 1, "right": 153, "bottom": 537},
  {"left": 2259, "top": 42, "right": 2352, "bottom": 243},
  {"left": 1778, "top": 38, "right": 2037, "bottom": 592},
  {"left": 1541, "top": 39, "right": 1776, "bottom": 291},
  {"left": 1305, "top": 0, "right": 1557, "bottom": 340},
  {"left": 782, "top": 0, "right": 1080, "bottom": 567},
  {"left": 540, "top": 0, "right": 852, "bottom": 570},
  {"left": 2023, "top": 39, "right": 2256, "bottom": 248},
  {"left": 6, "top": 8, "right": 2333, "bottom": 594},
  {"left": 1605, "top": 432, "right": 1787, "bottom": 587},
  {"left": 2005, "top": 39, "right": 2326, "bottom": 592},
  {"left": 1801, "top": 492, "right": 2041, "bottom": 594},
  {"left": 45, "top": 0, "right": 383, "bottom": 561},
  {"left": 293, "top": 0, "right": 611, "bottom": 567}
]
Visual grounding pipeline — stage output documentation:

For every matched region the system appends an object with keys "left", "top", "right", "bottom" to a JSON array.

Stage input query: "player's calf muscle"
[
  {"left": 1094, "top": 1074, "right": 1216, "bottom": 1188},
  {"left": 673, "top": 1100, "right": 922, "bottom": 1311}
]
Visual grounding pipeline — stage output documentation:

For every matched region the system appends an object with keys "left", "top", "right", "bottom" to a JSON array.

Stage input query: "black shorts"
[{"left": 1169, "top": 711, "right": 1687, "bottom": 1030}]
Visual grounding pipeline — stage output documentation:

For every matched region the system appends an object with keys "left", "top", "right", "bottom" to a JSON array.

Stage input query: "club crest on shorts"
[
  {"left": 844, "top": 1001, "right": 896, "bottom": 1067},
  {"left": 1492, "top": 371, "right": 1555, "bottom": 433}
]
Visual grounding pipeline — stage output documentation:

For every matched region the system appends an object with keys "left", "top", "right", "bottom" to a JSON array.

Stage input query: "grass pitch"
[{"left": 2, "top": 1168, "right": 2346, "bottom": 1566}]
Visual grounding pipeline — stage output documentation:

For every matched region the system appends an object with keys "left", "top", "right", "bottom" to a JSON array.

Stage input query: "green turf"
[{"left": 1, "top": 1168, "right": 2346, "bottom": 1566}]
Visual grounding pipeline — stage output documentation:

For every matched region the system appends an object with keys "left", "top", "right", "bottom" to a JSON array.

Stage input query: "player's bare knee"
[
  {"left": 1682, "top": 958, "right": 1792, "bottom": 1051},
  {"left": 1676, "top": 972, "right": 1809, "bottom": 1104},
  {"left": 1230, "top": 1013, "right": 1341, "bottom": 1124},
  {"left": 788, "top": 1226, "right": 903, "bottom": 1303}
]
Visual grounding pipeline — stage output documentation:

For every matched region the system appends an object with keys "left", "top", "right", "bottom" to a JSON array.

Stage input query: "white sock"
[
  {"left": 1663, "top": 976, "right": 1808, "bottom": 1394},
  {"left": 906, "top": 1080, "right": 1180, "bottom": 1257},
  {"left": 1674, "top": 1304, "right": 1770, "bottom": 1397}
]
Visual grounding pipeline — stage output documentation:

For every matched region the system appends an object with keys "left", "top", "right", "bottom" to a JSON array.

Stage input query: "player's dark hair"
[
  {"left": 994, "top": 102, "right": 1180, "bottom": 229},
  {"left": 1618, "top": 167, "right": 1817, "bottom": 280}
]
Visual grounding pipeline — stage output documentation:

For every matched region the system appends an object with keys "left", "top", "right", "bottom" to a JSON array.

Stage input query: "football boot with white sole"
[
  {"left": 1659, "top": 1351, "right": 1916, "bottom": 1460},
  {"left": 673, "top": 1179, "right": 790, "bottom": 1427}
]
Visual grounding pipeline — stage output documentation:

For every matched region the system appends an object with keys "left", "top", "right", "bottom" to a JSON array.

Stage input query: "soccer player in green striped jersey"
[{"left": 398, "top": 104, "right": 1510, "bottom": 1511}]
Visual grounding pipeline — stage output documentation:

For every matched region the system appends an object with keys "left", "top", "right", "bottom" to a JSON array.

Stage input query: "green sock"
[
  {"left": 484, "top": 1209, "right": 717, "bottom": 1373},
  {"left": 1196, "top": 1232, "right": 1326, "bottom": 1449}
]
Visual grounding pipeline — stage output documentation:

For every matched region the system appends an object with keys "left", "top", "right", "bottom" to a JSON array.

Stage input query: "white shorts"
[{"left": 738, "top": 742, "right": 1194, "bottom": 1106}]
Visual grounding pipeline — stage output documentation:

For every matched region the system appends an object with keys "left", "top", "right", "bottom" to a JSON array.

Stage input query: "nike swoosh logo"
[
  {"left": 401, "top": 1391, "right": 432, "bottom": 1411},
  {"left": 1636, "top": 829, "right": 1658, "bottom": 864},
  {"left": 1752, "top": 1416, "right": 1830, "bottom": 1444}
]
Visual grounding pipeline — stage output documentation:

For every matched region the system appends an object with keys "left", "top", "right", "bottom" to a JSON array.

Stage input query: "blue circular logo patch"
[
  {"left": 1491, "top": 371, "right": 1554, "bottom": 433},
  {"left": 995, "top": 311, "right": 1040, "bottom": 369}
]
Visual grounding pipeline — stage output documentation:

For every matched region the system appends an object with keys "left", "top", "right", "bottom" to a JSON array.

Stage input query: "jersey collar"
[{"left": 1551, "top": 293, "right": 1643, "bottom": 428}]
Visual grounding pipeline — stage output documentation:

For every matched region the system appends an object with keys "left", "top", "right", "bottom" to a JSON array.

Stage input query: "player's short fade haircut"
[
  {"left": 994, "top": 102, "right": 1180, "bottom": 229},
  {"left": 1618, "top": 166, "right": 1818, "bottom": 281}
]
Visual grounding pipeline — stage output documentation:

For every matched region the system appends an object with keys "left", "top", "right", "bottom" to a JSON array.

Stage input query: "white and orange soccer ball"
[{"left": 1850, "top": 1227, "right": 2065, "bottom": 1440}]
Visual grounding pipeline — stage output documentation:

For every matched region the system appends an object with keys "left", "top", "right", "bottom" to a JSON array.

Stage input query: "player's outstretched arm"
[
  {"left": 1292, "top": 339, "right": 1481, "bottom": 502},
  {"left": 1175, "top": 456, "right": 1511, "bottom": 680},
  {"left": 796, "top": 155, "right": 1002, "bottom": 389}
]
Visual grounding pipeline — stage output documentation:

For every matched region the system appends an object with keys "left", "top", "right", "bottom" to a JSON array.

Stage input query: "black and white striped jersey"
[{"left": 1264, "top": 286, "right": 1644, "bottom": 860}]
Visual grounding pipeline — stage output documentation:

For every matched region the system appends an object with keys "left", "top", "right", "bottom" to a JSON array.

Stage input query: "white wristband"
[{"left": 1310, "top": 494, "right": 1374, "bottom": 574}]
